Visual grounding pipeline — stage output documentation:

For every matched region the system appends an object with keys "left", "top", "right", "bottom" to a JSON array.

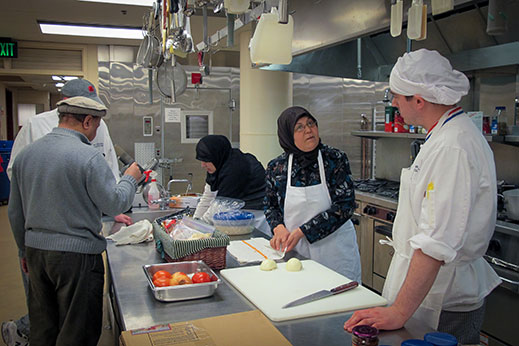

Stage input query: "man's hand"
[
  {"left": 344, "top": 306, "right": 408, "bottom": 332},
  {"left": 114, "top": 214, "right": 133, "bottom": 225},
  {"left": 21, "top": 257, "right": 29, "bottom": 275},
  {"left": 344, "top": 249, "right": 443, "bottom": 333},
  {"left": 270, "top": 224, "right": 290, "bottom": 251},
  {"left": 124, "top": 162, "right": 142, "bottom": 182},
  {"left": 285, "top": 228, "right": 305, "bottom": 252}
]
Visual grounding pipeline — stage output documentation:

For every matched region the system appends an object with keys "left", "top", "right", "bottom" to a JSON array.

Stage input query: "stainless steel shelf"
[
  {"left": 351, "top": 131, "right": 426, "bottom": 140},
  {"left": 351, "top": 131, "right": 519, "bottom": 145}
]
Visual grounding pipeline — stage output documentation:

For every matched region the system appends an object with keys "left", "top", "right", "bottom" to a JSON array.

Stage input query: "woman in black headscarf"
[
  {"left": 193, "top": 135, "right": 266, "bottom": 219},
  {"left": 264, "top": 106, "right": 361, "bottom": 281}
]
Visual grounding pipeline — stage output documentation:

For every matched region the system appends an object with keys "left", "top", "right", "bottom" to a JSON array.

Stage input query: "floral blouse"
[{"left": 263, "top": 144, "right": 355, "bottom": 243}]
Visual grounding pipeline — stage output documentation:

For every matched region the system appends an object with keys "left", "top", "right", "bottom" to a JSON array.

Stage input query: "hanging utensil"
[
  {"left": 390, "top": 0, "right": 403, "bottom": 37},
  {"left": 155, "top": 61, "right": 187, "bottom": 101},
  {"left": 416, "top": 3, "right": 428, "bottom": 41},
  {"left": 407, "top": 0, "right": 423, "bottom": 40}
]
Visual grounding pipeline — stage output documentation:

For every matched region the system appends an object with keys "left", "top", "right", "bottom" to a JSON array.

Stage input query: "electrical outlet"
[
  {"left": 155, "top": 126, "right": 161, "bottom": 134},
  {"left": 155, "top": 149, "right": 160, "bottom": 157}
]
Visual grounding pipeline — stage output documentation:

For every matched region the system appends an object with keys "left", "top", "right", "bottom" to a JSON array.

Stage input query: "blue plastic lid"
[
  {"left": 424, "top": 332, "right": 458, "bottom": 346},
  {"left": 401, "top": 340, "right": 434, "bottom": 346},
  {"left": 213, "top": 210, "right": 255, "bottom": 221}
]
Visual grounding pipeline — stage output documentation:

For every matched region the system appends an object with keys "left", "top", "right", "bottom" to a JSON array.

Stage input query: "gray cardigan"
[{"left": 8, "top": 127, "right": 137, "bottom": 257}]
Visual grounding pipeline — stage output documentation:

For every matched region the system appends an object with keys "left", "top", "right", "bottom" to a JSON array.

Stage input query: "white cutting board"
[{"left": 221, "top": 260, "right": 387, "bottom": 322}]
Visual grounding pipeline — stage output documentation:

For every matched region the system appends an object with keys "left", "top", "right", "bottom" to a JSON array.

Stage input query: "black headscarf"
[
  {"left": 277, "top": 106, "right": 321, "bottom": 168},
  {"left": 196, "top": 135, "right": 232, "bottom": 189},
  {"left": 195, "top": 135, "right": 266, "bottom": 209}
]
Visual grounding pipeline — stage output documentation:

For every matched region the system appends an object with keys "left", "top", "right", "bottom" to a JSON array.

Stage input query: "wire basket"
[{"left": 153, "top": 214, "right": 230, "bottom": 270}]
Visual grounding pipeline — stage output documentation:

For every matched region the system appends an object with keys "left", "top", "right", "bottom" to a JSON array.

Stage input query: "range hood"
[{"left": 263, "top": 0, "right": 519, "bottom": 81}]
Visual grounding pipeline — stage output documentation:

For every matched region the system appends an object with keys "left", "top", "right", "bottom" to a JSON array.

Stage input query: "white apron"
[
  {"left": 382, "top": 167, "right": 454, "bottom": 329},
  {"left": 283, "top": 151, "right": 361, "bottom": 282}
]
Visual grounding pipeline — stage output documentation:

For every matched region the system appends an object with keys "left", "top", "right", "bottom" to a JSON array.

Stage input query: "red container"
[{"left": 393, "top": 111, "right": 408, "bottom": 133}]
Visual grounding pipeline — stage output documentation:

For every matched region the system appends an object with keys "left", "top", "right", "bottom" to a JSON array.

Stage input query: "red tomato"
[
  {"left": 153, "top": 277, "right": 170, "bottom": 287},
  {"left": 192, "top": 272, "right": 211, "bottom": 283},
  {"left": 152, "top": 270, "right": 172, "bottom": 281}
]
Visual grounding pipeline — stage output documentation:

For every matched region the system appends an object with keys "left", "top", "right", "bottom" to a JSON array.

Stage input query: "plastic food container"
[
  {"left": 212, "top": 211, "right": 255, "bottom": 235},
  {"left": 142, "top": 261, "right": 221, "bottom": 302}
]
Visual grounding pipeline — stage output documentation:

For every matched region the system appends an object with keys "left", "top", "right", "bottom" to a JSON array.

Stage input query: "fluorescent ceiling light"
[
  {"left": 79, "top": 0, "right": 154, "bottom": 5},
  {"left": 39, "top": 23, "right": 143, "bottom": 40},
  {"left": 55, "top": 83, "right": 65, "bottom": 88},
  {"left": 52, "top": 76, "right": 78, "bottom": 81}
]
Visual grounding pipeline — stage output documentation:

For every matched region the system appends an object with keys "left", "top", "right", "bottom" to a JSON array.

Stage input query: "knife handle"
[{"left": 330, "top": 281, "right": 358, "bottom": 294}]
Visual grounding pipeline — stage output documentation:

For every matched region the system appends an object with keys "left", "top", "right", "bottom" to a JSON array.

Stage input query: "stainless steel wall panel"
[{"left": 292, "top": 73, "right": 388, "bottom": 178}]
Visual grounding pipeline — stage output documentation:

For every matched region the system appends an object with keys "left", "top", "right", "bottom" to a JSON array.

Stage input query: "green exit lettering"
[{"left": 0, "top": 42, "right": 15, "bottom": 57}]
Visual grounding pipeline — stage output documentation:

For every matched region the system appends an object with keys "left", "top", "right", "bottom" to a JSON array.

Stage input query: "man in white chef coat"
[
  {"left": 344, "top": 49, "right": 501, "bottom": 344},
  {"left": 2, "top": 78, "right": 132, "bottom": 346}
]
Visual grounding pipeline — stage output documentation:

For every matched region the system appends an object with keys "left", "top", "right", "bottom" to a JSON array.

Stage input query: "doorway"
[{"left": 5, "top": 89, "right": 13, "bottom": 140}]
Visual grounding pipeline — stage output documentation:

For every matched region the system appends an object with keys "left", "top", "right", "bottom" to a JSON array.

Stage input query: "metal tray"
[{"left": 143, "top": 261, "right": 221, "bottom": 302}]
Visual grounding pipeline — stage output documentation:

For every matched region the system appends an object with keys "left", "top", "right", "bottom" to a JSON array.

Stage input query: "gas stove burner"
[{"left": 354, "top": 179, "right": 400, "bottom": 200}]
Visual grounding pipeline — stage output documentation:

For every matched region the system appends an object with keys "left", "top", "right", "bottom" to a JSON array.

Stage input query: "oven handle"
[
  {"left": 484, "top": 255, "right": 519, "bottom": 272},
  {"left": 499, "top": 276, "right": 519, "bottom": 287}
]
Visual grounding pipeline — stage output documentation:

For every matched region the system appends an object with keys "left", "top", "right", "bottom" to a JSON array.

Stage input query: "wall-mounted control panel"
[{"left": 143, "top": 116, "right": 153, "bottom": 136}]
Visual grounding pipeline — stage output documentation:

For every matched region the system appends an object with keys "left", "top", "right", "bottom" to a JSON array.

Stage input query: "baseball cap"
[
  {"left": 61, "top": 78, "right": 104, "bottom": 105},
  {"left": 57, "top": 96, "right": 107, "bottom": 118}
]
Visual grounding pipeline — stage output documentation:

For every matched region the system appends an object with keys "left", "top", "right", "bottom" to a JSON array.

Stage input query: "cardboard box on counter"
[{"left": 119, "top": 310, "right": 292, "bottom": 346}]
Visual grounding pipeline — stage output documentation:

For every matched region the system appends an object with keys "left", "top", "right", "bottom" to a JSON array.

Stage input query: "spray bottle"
[{"left": 146, "top": 171, "right": 161, "bottom": 210}]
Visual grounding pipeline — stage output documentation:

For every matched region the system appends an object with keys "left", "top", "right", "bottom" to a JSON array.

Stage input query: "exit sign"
[{"left": 0, "top": 38, "right": 17, "bottom": 58}]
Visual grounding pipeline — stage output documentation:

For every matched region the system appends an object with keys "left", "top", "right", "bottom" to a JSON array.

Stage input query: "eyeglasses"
[{"left": 294, "top": 120, "right": 317, "bottom": 133}]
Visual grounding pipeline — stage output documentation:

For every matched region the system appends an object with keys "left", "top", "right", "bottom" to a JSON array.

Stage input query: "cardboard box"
[{"left": 120, "top": 310, "right": 292, "bottom": 346}]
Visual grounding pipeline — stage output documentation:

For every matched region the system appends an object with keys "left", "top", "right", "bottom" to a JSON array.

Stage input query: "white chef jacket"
[
  {"left": 383, "top": 108, "right": 501, "bottom": 323},
  {"left": 7, "top": 108, "right": 120, "bottom": 181}
]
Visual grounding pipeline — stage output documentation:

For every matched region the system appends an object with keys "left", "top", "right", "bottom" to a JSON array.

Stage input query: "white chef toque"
[{"left": 390, "top": 49, "right": 470, "bottom": 105}]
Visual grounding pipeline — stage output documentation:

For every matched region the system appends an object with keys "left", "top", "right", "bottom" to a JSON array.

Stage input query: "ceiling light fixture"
[
  {"left": 52, "top": 76, "right": 78, "bottom": 81},
  {"left": 79, "top": 0, "right": 154, "bottom": 6},
  {"left": 55, "top": 83, "right": 65, "bottom": 88},
  {"left": 39, "top": 22, "right": 143, "bottom": 40}
]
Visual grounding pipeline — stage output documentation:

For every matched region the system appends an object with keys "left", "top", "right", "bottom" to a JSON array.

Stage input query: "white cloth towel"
[
  {"left": 106, "top": 219, "right": 154, "bottom": 246},
  {"left": 227, "top": 237, "right": 285, "bottom": 264}
]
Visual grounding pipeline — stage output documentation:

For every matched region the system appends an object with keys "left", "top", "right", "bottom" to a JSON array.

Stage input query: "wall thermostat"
[{"left": 143, "top": 116, "right": 153, "bottom": 136}]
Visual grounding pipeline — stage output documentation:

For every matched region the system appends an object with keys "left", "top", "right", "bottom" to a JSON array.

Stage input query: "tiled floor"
[{"left": 0, "top": 205, "right": 116, "bottom": 346}]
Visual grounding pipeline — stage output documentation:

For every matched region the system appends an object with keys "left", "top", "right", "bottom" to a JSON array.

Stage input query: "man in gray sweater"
[{"left": 8, "top": 96, "right": 142, "bottom": 346}]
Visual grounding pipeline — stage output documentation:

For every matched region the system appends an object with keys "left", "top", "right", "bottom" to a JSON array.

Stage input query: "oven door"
[{"left": 372, "top": 221, "right": 394, "bottom": 294}]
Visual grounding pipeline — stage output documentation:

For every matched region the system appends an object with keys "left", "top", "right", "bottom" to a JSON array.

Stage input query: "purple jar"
[{"left": 352, "top": 325, "right": 379, "bottom": 346}]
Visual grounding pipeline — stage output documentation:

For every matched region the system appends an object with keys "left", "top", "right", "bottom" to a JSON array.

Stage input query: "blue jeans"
[{"left": 25, "top": 248, "right": 104, "bottom": 346}]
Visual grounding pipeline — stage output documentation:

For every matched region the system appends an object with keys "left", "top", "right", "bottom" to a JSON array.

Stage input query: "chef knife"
[{"left": 282, "top": 281, "right": 359, "bottom": 309}]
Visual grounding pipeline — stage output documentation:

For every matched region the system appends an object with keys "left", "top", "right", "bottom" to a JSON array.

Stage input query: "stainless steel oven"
[
  {"left": 481, "top": 221, "right": 519, "bottom": 346},
  {"left": 355, "top": 198, "right": 397, "bottom": 292}
]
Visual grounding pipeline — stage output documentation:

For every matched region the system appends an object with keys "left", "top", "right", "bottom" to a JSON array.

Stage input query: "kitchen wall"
[
  {"left": 99, "top": 45, "right": 518, "bottom": 191},
  {"left": 293, "top": 74, "right": 387, "bottom": 179},
  {"left": 98, "top": 45, "right": 240, "bottom": 195},
  {"left": 292, "top": 71, "right": 519, "bottom": 185}
]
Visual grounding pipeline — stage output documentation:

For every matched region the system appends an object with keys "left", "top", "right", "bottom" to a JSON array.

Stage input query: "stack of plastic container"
[{"left": 0, "top": 140, "right": 14, "bottom": 204}]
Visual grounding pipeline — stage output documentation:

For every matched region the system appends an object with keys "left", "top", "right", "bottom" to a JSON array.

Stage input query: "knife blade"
[{"left": 282, "top": 281, "right": 359, "bottom": 309}]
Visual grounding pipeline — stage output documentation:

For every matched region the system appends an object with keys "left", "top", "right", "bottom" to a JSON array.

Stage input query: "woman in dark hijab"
[
  {"left": 193, "top": 135, "right": 266, "bottom": 219},
  {"left": 264, "top": 106, "right": 361, "bottom": 281}
]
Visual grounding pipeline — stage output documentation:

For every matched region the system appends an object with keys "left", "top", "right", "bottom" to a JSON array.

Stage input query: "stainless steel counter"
[{"left": 103, "top": 209, "right": 434, "bottom": 346}]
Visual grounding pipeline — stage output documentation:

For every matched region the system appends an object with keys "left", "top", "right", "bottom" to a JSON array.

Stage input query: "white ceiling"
[{"left": 0, "top": 0, "right": 232, "bottom": 92}]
